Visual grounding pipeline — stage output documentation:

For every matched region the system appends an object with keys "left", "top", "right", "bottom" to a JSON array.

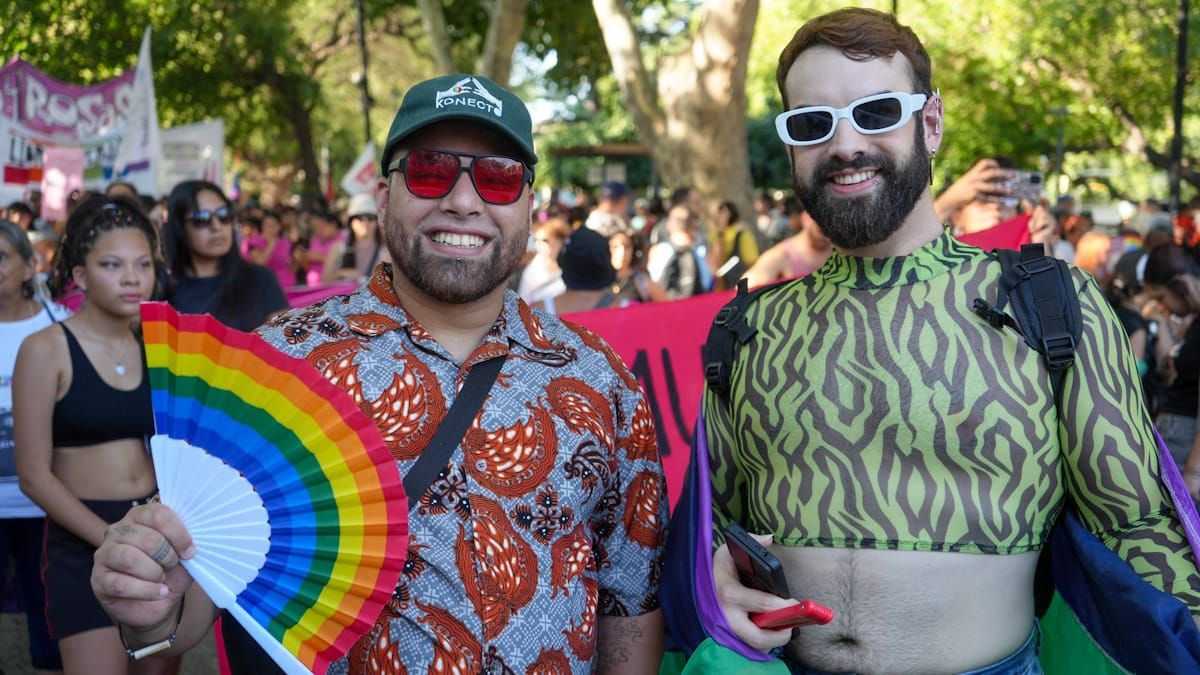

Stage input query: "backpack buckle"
[
  {"left": 973, "top": 298, "right": 1008, "bottom": 329},
  {"left": 1016, "top": 256, "right": 1055, "bottom": 278},
  {"left": 713, "top": 306, "right": 735, "bottom": 326},
  {"left": 704, "top": 362, "right": 728, "bottom": 395},
  {"left": 1042, "top": 333, "right": 1076, "bottom": 370}
]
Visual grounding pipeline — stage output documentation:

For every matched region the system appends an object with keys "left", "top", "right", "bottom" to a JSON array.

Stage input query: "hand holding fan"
[{"left": 141, "top": 302, "right": 407, "bottom": 675}]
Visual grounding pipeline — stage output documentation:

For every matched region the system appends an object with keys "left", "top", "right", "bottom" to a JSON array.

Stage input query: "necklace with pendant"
[
  {"left": 86, "top": 327, "right": 135, "bottom": 377},
  {"left": 105, "top": 339, "right": 133, "bottom": 376}
]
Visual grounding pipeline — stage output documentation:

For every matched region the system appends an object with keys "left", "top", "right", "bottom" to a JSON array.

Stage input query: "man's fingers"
[
  {"left": 124, "top": 503, "right": 196, "bottom": 561},
  {"left": 92, "top": 567, "right": 169, "bottom": 602},
  {"left": 96, "top": 542, "right": 168, "bottom": 584}
]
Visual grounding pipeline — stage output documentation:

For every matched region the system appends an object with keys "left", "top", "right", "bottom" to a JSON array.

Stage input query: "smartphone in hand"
[{"left": 723, "top": 523, "right": 835, "bottom": 630}]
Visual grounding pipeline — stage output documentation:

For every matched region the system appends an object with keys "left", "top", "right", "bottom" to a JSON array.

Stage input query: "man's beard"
[
  {"left": 387, "top": 220, "right": 527, "bottom": 304},
  {"left": 794, "top": 126, "right": 929, "bottom": 251}
]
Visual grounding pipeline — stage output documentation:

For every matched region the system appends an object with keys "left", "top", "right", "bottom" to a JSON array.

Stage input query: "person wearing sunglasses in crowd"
[
  {"left": 162, "top": 180, "right": 288, "bottom": 332},
  {"left": 90, "top": 74, "right": 667, "bottom": 674},
  {"left": 685, "top": 8, "right": 1200, "bottom": 673}
]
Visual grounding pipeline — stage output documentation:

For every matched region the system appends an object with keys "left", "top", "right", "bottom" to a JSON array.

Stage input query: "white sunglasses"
[{"left": 775, "top": 92, "right": 929, "bottom": 146}]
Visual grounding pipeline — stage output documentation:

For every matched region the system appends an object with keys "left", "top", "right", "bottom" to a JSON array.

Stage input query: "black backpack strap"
[
  {"left": 403, "top": 354, "right": 506, "bottom": 509},
  {"left": 703, "top": 278, "right": 789, "bottom": 399},
  {"left": 973, "top": 244, "right": 1082, "bottom": 398},
  {"left": 973, "top": 244, "right": 1083, "bottom": 619}
]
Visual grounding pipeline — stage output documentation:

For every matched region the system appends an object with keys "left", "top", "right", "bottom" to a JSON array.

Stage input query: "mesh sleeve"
[{"left": 1060, "top": 274, "right": 1200, "bottom": 613}]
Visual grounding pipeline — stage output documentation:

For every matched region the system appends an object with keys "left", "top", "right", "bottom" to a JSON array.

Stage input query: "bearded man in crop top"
[{"left": 709, "top": 8, "right": 1200, "bottom": 674}]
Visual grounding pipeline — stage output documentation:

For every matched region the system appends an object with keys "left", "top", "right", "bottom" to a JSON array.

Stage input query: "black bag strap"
[
  {"left": 703, "top": 278, "right": 790, "bottom": 399},
  {"left": 973, "top": 244, "right": 1082, "bottom": 399},
  {"left": 403, "top": 354, "right": 506, "bottom": 508},
  {"left": 972, "top": 244, "right": 1083, "bottom": 618}
]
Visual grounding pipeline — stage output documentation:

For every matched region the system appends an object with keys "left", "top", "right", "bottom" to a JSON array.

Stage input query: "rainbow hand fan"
[{"left": 141, "top": 302, "right": 407, "bottom": 675}]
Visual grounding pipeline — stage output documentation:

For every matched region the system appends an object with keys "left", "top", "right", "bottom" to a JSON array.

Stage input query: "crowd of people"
[{"left": 1, "top": 5, "right": 1200, "bottom": 675}]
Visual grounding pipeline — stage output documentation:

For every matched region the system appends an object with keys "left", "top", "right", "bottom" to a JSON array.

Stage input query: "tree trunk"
[
  {"left": 416, "top": 0, "right": 454, "bottom": 75},
  {"left": 280, "top": 100, "right": 322, "bottom": 207},
  {"left": 261, "top": 63, "right": 323, "bottom": 207},
  {"left": 478, "top": 0, "right": 531, "bottom": 85},
  {"left": 592, "top": 0, "right": 759, "bottom": 225}
]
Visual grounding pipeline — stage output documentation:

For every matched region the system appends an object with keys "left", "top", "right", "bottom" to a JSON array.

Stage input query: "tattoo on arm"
[{"left": 596, "top": 619, "right": 643, "bottom": 672}]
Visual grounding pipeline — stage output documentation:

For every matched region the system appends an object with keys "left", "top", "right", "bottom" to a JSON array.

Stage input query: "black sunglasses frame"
[{"left": 185, "top": 206, "right": 235, "bottom": 230}]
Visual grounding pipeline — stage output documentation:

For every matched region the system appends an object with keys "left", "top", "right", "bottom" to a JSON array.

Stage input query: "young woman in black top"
[
  {"left": 14, "top": 195, "right": 175, "bottom": 674},
  {"left": 163, "top": 180, "right": 288, "bottom": 331}
]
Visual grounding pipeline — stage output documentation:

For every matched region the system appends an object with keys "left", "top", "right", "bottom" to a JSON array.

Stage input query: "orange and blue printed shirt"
[{"left": 258, "top": 263, "right": 668, "bottom": 674}]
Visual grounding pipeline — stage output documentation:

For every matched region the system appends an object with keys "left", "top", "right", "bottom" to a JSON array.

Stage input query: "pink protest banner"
[
  {"left": 285, "top": 281, "right": 357, "bottom": 307},
  {"left": 0, "top": 57, "right": 135, "bottom": 140},
  {"left": 40, "top": 147, "right": 85, "bottom": 221},
  {"left": 564, "top": 291, "right": 734, "bottom": 508},
  {"left": 958, "top": 214, "right": 1032, "bottom": 250}
]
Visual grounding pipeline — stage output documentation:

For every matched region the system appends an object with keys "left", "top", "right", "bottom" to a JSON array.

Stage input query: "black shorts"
[{"left": 43, "top": 493, "right": 156, "bottom": 639}]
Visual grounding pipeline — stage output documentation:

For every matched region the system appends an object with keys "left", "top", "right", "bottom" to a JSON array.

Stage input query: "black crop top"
[{"left": 51, "top": 324, "right": 155, "bottom": 447}]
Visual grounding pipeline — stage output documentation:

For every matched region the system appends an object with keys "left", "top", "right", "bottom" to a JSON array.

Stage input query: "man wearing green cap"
[{"left": 90, "top": 74, "right": 668, "bottom": 674}]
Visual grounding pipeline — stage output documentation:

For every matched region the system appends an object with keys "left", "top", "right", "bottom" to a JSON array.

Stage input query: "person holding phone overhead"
[{"left": 690, "top": 8, "right": 1200, "bottom": 674}]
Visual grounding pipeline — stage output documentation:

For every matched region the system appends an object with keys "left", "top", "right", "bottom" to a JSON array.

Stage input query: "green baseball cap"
[{"left": 381, "top": 74, "right": 537, "bottom": 173}]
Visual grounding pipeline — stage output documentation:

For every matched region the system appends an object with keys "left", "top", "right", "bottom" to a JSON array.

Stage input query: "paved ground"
[{"left": 0, "top": 612, "right": 219, "bottom": 674}]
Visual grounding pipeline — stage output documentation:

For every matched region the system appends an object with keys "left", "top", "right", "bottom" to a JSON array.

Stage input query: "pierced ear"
[{"left": 923, "top": 92, "right": 944, "bottom": 156}]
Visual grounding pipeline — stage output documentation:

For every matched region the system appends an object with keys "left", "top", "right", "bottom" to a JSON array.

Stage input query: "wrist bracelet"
[{"left": 119, "top": 594, "right": 186, "bottom": 660}]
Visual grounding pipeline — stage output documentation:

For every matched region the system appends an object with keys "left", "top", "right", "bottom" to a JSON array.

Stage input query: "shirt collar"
[
  {"left": 814, "top": 229, "right": 981, "bottom": 290},
  {"left": 349, "top": 262, "right": 558, "bottom": 357}
]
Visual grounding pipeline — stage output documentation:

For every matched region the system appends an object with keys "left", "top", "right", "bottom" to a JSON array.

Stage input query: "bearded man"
[
  {"left": 89, "top": 74, "right": 667, "bottom": 674},
  {"left": 699, "top": 8, "right": 1200, "bottom": 674}
]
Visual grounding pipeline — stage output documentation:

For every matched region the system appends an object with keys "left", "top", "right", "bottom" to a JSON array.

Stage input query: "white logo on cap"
[{"left": 434, "top": 77, "right": 504, "bottom": 117}]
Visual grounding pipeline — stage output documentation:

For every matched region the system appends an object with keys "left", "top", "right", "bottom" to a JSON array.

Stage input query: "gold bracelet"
[{"left": 118, "top": 594, "right": 186, "bottom": 660}]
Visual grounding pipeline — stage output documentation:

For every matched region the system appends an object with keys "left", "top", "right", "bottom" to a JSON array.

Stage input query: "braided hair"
[{"left": 48, "top": 194, "right": 163, "bottom": 300}]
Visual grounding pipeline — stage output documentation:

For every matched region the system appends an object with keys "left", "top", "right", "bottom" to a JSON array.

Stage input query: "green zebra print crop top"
[{"left": 706, "top": 230, "right": 1200, "bottom": 611}]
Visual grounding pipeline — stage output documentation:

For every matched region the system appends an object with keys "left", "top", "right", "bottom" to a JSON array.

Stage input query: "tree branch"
[
  {"left": 416, "top": 0, "right": 454, "bottom": 75},
  {"left": 310, "top": 7, "right": 351, "bottom": 65},
  {"left": 591, "top": 0, "right": 663, "bottom": 137},
  {"left": 1036, "top": 55, "right": 1200, "bottom": 189},
  {"left": 478, "top": 0, "right": 530, "bottom": 85}
]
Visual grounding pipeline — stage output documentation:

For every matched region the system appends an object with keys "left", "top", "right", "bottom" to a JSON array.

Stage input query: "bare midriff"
[
  {"left": 53, "top": 438, "right": 156, "bottom": 501},
  {"left": 774, "top": 546, "right": 1038, "bottom": 674}
]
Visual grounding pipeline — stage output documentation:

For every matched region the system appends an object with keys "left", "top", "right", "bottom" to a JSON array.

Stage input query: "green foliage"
[
  {"left": 742, "top": 0, "right": 1199, "bottom": 201},
  {"left": 5, "top": 0, "right": 1195, "bottom": 204}
]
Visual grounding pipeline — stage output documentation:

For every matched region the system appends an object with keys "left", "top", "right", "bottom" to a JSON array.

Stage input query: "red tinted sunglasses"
[{"left": 386, "top": 150, "right": 533, "bottom": 205}]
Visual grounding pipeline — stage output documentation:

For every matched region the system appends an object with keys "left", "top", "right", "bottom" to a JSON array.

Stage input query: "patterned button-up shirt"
[{"left": 257, "top": 264, "right": 668, "bottom": 673}]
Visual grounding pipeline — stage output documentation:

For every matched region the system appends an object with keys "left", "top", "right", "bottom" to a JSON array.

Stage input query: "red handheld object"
[{"left": 750, "top": 600, "right": 835, "bottom": 630}]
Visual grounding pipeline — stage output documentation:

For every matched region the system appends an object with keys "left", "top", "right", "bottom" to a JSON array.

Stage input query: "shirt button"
[{"left": 475, "top": 460, "right": 487, "bottom": 472}]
